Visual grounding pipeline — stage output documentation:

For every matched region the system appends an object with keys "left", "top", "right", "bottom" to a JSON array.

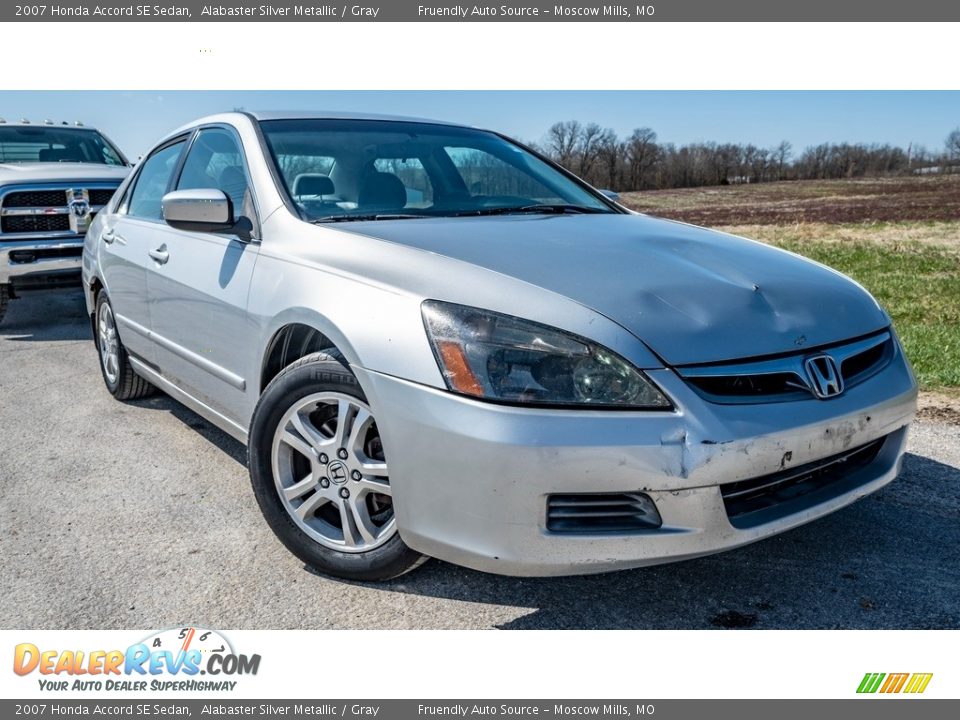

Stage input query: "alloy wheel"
[
  {"left": 270, "top": 392, "right": 396, "bottom": 553},
  {"left": 97, "top": 301, "right": 120, "bottom": 386}
]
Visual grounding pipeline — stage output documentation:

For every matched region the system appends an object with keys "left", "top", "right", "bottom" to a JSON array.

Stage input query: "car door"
[
  {"left": 146, "top": 126, "right": 261, "bottom": 424},
  {"left": 98, "top": 138, "right": 187, "bottom": 364}
]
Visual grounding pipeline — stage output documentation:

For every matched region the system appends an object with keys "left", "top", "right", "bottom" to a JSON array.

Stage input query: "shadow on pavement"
[{"left": 1, "top": 287, "right": 90, "bottom": 342}]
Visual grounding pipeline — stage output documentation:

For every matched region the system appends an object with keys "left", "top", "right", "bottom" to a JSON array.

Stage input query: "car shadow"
[
  {"left": 0, "top": 287, "right": 90, "bottom": 342},
  {"left": 304, "top": 452, "right": 960, "bottom": 630},
  {"left": 129, "top": 393, "right": 248, "bottom": 467}
]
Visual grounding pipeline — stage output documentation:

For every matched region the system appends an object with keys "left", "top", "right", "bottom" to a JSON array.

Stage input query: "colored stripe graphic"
[
  {"left": 904, "top": 673, "right": 934, "bottom": 694},
  {"left": 857, "top": 672, "right": 932, "bottom": 694},
  {"left": 880, "top": 673, "right": 909, "bottom": 693},
  {"left": 857, "top": 673, "right": 885, "bottom": 693}
]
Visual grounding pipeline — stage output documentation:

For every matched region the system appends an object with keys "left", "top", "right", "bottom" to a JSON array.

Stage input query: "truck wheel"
[
  {"left": 0, "top": 285, "right": 10, "bottom": 325},
  {"left": 95, "top": 292, "right": 155, "bottom": 401},
  {"left": 248, "top": 351, "right": 428, "bottom": 581}
]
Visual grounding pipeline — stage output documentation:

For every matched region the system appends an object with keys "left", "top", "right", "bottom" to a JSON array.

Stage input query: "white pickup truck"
[{"left": 0, "top": 119, "right": 130, "bottom": 323}]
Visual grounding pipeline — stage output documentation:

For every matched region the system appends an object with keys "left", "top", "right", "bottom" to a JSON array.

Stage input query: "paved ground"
[{"left": 1, "top": 289, "right": 958, "bottom": 630}]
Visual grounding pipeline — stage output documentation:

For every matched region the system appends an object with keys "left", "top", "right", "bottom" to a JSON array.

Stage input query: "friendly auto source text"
[{"left": 417, "top": 5, "right": 652, "bottom": 17}]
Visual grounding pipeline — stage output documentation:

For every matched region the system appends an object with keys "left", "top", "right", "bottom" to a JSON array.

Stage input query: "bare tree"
[
  {"left": 947, "top": 128, "right": 960, "bottom": 159},
  {"left": 625, "top": 127, "right": 657, "bottom": 189},
  {"left": 546, "top": 121, "right": 581, "bottom": 169},
  {"left": 775, "top": 141, "right": 792, "bottom": 180}
]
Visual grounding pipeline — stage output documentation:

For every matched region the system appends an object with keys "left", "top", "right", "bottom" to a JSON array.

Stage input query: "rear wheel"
[
  {"left": 95, "top": 292, "right": 154, "bottom": 400},
  {"left": 248, "top": 351, "right": 427, "bottom": 581}
]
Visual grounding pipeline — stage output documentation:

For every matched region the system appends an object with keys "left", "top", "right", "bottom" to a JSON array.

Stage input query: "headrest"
[
  {"left": 293, "top": 174, "right": 335, "bottom": 197},
  {"left": 358, "top": 172, "right": 406, "bottom": 210}
]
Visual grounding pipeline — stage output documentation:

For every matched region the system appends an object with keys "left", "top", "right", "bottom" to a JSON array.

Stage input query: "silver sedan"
[{"left": 82, "top": 112, "right": 917, "bottom": 580}]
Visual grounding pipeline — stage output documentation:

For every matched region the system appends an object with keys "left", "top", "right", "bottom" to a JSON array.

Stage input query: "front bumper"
[
  {"left": 0, "top": 238, "right": 83, "bottom": 288},
  {"left": 355, "top": 341, "right": 917, "bottom": 576}
]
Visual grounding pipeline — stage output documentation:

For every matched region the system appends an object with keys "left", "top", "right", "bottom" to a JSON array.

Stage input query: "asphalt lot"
[{"left": 1, "top": 288, "right": 958, "bottom": 630}]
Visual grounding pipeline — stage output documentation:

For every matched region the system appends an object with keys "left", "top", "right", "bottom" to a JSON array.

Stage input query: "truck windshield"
[
  {"left": 0, "top": 126, "right": 127, "bottom": 166},
  {"left": 260, "top": 118, "right": 617, "bottom": 221}
]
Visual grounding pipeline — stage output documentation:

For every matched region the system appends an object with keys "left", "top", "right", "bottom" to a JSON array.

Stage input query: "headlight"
[{"left": 422, "top": 301, "right": 671, "bottom": 409}]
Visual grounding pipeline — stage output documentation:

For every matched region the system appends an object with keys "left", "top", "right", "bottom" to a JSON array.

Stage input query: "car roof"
[
  {"left": 247, "top": 110, "right": 466, "bottom": 126},
  {"left": 165, "top": 111, "right": 472, "bottom": 138}
]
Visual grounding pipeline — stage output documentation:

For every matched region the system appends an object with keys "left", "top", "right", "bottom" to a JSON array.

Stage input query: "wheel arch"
[{"left": 259, "top": 310, "right": 361, "bottom": 395}]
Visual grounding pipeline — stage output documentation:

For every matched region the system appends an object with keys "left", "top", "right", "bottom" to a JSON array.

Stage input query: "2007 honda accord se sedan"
[{"left": 83, "top": 112, "right": 917, "bottom": 580}]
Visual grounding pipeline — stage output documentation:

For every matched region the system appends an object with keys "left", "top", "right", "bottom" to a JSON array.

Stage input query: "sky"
[{"left": 1, "top": 90, "right": 957, "bottom": 161}]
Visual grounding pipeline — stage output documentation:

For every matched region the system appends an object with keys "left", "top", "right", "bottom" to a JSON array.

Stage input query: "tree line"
[{"left": 534, "top": 121, "right": 960, "bottom": 192}]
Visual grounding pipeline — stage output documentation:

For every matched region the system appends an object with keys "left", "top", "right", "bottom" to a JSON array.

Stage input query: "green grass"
[{"left": 766, "top": 239, "right": 960, "bottom": 389}]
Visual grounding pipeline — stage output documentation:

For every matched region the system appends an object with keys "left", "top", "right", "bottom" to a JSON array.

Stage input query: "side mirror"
[
  {"left": 162, "top": 189, "right": 234, "bottom": 233},
  {"left": 598, "top": 189, "right": 620, "bottom": 202}
]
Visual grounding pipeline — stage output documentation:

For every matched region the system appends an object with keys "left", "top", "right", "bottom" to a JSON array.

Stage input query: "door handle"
[
  {"left": 102, "top": 229, "right": 126, "bottom": 245},
  {"left": 148, "top": 245, "right": 170, "bottom": 265}
]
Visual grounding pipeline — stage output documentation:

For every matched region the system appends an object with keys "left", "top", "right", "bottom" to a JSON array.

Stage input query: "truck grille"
[
  {"left": 679, "top": 331, "right": 894, "bottom": 404},
  {"left": 2, "top": 190, "right": 68, "bottom": 208},
  {"left": 546, "top": 492, "right": 662, "bottom": 533},
  {"left": 2, "top": 215, "right": 70, "bottom": 233},
  {"left": 721, "top": 435, "right": 887, "bottom": 527},
  {"left": 0, "top": 184, "right": 119, "bottom": 239}
]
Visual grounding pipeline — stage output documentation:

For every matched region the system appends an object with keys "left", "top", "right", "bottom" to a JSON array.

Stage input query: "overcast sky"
[{"left": 2, "top": 90, "right": 957, "bottom": 159}]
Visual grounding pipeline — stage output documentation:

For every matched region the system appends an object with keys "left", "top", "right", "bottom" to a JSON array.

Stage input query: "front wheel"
[{"left": 248, "top": 351, "right": 427, "bottom": 581}]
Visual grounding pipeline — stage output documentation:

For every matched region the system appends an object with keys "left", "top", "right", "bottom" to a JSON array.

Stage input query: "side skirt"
[{"left": 128, "top": 356, "right": 249, "bottom": 445}]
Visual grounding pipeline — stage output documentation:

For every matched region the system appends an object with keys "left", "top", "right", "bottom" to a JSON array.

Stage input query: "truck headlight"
[{"left": 422, "top": 301, "right": 671, "bottom": 409}]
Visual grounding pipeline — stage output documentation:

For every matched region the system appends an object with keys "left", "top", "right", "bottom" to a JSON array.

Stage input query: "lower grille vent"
[
  {"left": 547, "top": 492, "right": 662, "bottom": 533},
  {"left": 721, "top": 436, "right": 887, "bottom": 526}
]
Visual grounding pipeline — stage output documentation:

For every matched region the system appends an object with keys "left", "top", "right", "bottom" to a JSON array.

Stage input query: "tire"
[
  {"left": 94, "top": 292, "right": 155, "bottom": 401},
  {"left": 249, "top": 351, "right": 428, "bottom": 581},
  {"left": 0, "top": 284, "right": 10, "bottom": 325}
]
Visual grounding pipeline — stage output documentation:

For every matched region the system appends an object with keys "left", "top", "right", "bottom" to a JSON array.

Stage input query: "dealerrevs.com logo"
[
  {"left": 13, "top": 627, "right": 261, "bottom": 692},
  {"left": 857, "top": 672, "right": 933, "bottom": 694}
]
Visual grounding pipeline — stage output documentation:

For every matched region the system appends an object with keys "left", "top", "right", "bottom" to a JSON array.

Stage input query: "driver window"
[
  {"left": 177, "top": 128, "right": 250, "bottom": 215},
  {"left": 125, "top": 140, "right": 186, "bottom": 220}
]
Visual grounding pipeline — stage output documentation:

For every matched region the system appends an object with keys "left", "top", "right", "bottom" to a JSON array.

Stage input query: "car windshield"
[
  {"left": 0, "top": 126, "right": 126, "bottom": 165},
  {"left": 260, "top": 118, "right": 617, "bottom": 221}
]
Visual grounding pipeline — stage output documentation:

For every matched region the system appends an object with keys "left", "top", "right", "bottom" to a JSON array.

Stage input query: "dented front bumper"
[{"left": 355, "top": 340, "right": 917, "bottom": 576}]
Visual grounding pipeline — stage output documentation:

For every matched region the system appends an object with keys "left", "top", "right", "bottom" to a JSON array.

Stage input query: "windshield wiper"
[
  {"left": 452, "top": 204, "right": 608, "bottom": 217},
  {"left": 312, "top": 213, "right": 425, "bottom": 223}
]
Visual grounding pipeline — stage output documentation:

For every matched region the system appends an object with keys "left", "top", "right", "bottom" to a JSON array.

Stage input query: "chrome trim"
[
  {"left": 677, "top": 332, "right": 891, "bottom": 379},
  {"left": 0, "top": 238, "right": 84, "bottom": 283},
  {"left": 676, "top": 331, "right": 893, "bottom": 402},
  {"left": 115, "top": 313, "right": 247, "bottom": 391},
  {"left": 1, "top": 204, "right": 105, "bottom": 217}
]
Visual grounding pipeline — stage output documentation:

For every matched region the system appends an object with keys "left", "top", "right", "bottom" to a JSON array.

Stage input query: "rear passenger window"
[
  {"left": 177, "top": 128, "right": 250, "bottom": 215},
  {"left": 126, "top": 141, "right": 185, "bottom": 220}
]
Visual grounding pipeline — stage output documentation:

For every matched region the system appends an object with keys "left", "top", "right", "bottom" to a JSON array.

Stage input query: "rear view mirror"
[
  {"left": 162, "top": 189, "right": 234, "bottom": 232},
  {"left": 599, "top": 189, "right": 620, "bottom": 202}
]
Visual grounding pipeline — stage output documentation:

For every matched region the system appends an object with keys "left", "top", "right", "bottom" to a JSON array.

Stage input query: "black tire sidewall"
[
  {"left": 248, "top": 353, "right": 423, "bottom": 581},
  {"left": 94, "top": 292, "right": 123, "bottom": 396}
]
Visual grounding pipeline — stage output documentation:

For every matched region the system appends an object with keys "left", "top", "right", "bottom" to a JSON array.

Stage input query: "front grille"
[
  {"left": 1, "top": 215, "right": 70, "bottom": 233},
  {"left": 680, "top": 332, "right": 894, "bottom": 404},
  {"left": 0, "top": 183, "right": 118, "bottom": 238},
  {"left": 89, "top": 189, "right": 116, "bottom": 206},
  {"left": 546, "top": 492, "right": 662, "bottom": 533},
  {"left": 721, "top": 436, "right": 887, "bottom": 526},
  {"left": 2, "top": 190, "right": 67, "bottom": 207}
]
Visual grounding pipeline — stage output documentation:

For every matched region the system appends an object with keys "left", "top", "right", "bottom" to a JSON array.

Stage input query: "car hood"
[
  {"left": 340, "top": 213, "right": 889, "bottom": 366},
  {"left": 0, "top": 163, "right": 130, "bottom": 185}
]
